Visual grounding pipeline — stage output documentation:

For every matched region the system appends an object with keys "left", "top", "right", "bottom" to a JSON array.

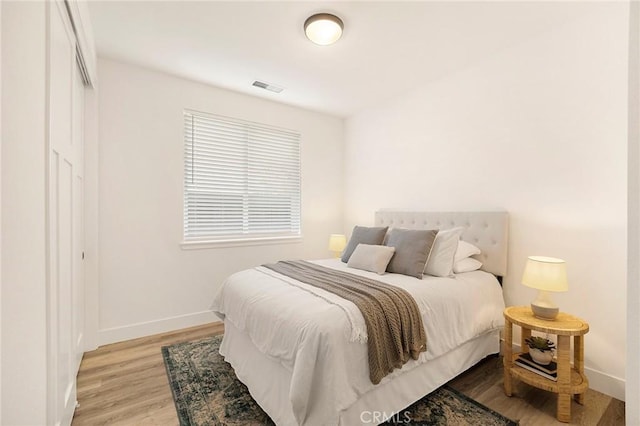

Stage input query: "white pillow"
[
  {"left": 424, "top": 227, "right": 464, "bottom": 277},
  {"left": 454, "top": 240, "right": 481, "bottom": 263},
  {"left": 347, "top": 244, "right": 395, "bottom": 275},
  {"left": 453, "top": 257, "right": 483, "bottom": 273}
]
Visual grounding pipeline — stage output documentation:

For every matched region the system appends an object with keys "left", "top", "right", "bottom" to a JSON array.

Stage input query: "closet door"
[
  {"left": 72, "top": 45, "right": 85, "bottom": 374},
  {"left": 48, "top": 1, "right": 85, "bottom": 424}
]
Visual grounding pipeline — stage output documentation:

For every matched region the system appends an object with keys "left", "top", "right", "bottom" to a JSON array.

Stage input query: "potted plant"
[{"left": 525, "top": 336, "right": 556, "bottom": 365}]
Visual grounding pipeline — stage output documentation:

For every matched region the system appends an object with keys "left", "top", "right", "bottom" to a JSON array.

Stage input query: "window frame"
[{"left": 181, "top": 109, "right": 303, "bottom": 249}]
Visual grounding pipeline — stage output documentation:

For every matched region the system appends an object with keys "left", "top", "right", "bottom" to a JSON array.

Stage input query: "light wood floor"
[
  {"left": 73, "top": 323, "right": 223, "bottom": 425},
  {"left": 73, "top": 322, "right": 624, "bottom": 426}
]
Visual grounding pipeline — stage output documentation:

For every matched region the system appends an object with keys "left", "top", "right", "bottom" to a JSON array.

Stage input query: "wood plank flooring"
[
  {"left": 73, "top": 323, "right": 223, "bottom": 426},
  {"left": 73, "top": 322, "right": 624, "bottom": 425}
]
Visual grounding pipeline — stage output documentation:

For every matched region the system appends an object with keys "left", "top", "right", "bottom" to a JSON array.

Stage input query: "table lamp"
[
  {"left": 328, "top": 234, "right": 346, "bottom": 258},
  {"left": 522, "top": 256, "right": 568, "bottom": 320}
]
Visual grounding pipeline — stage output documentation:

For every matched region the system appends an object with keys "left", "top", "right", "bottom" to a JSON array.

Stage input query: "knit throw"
[{"left": 263, "top": 260, "right": 427, "bottom": 385}]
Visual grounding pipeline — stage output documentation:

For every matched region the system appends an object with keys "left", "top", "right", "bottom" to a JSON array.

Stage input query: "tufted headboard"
[{"left": 374, "top": 210, "right": 509, "bottom": 278}]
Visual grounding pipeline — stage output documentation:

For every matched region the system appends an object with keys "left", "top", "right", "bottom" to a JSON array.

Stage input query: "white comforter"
[{"left": 211, "top": 258, "right": 505, "bottom": 425}]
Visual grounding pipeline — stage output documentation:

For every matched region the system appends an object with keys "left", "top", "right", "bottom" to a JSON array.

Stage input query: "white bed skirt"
[{"left": 220, "top": 320, "right": 501, "bottom": 426}]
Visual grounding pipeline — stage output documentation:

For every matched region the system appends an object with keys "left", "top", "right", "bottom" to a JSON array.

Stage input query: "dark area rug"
[{"left": 162, "top": 335, "right": 518, "bottom": 426}]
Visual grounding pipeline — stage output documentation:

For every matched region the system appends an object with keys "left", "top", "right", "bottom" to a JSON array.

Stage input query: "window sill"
[{"left": 181, "top": 235, "right": 303, "bottom": 250}]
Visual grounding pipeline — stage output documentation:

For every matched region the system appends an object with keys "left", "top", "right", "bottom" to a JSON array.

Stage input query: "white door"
[{"left": 48, "top": 1, "right": 85, "bottom": 424}]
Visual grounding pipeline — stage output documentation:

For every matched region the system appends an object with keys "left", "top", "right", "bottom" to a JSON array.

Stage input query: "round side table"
[{"left": 503, "top": 306, "right": 589, "bottom": 423}]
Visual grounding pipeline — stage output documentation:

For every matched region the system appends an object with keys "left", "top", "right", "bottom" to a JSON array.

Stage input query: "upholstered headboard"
[{"left": 374, "top": 211, "right": 509, "bottom": 278}]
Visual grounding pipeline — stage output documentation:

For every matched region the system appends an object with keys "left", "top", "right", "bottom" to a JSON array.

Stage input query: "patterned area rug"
[{"left": 162, "top": 335, "right": 518, "bottom": 426}]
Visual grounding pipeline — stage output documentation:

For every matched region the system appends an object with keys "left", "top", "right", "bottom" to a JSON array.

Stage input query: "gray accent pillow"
[
  {"left": 384, "top": 228, "right": 438, "bottom": 279},
  {"left": 341, "top": 226, "right": 388, "bottom": 263}
]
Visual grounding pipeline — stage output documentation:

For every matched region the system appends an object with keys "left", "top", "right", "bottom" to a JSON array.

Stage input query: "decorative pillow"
[
  {"left": 384, "top": 228, "right": 438, "bottom": 279},
  {"left": 453, "top": 257, "right": 483, "bottom": 273},
  {"left": 424, "top": 227, "right": 464, "bottom": 277},
  {"left": 341, "top": 226, "right": 388, "bottom": 263},
  {"left": 454, "top": 240, "right": 481, "bottom": 263},
  {"left": 347, "top": 244, "right": 396, "bottom": 275}
]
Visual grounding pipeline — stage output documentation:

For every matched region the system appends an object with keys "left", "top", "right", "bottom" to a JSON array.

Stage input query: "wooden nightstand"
[{"left": 503, "top": 306, "right": 589, "bottom": 423}]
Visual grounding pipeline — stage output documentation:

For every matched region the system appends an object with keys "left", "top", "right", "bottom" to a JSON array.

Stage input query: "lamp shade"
[
  {"left": 328, "top": 234, "right": 347, "bottom": 253},
  {"left": 522, "top": 256, "right": 568, "bottom": 292}
]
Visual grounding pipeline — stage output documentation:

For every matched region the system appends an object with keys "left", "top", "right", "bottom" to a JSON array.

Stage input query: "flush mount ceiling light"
[{"left": 304, "top": 13, "right": 343, "bottom": 46}]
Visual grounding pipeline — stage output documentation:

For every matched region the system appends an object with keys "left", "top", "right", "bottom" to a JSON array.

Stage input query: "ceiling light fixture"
[{"left": 304, "top": 13, "right": 343, "bottom": 46}]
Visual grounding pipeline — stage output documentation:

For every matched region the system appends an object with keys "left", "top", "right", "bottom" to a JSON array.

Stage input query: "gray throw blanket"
[{"left": 263, "top": 260, "right": 427, "bottom": 385}]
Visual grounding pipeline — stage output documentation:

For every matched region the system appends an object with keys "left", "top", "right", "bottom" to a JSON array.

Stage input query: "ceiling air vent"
[{"left": 252, "top": 80, "right": 284, "bottom": 93}]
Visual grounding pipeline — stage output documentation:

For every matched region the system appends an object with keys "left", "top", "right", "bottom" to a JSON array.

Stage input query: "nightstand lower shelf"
[{"left": 510, "top": 353, "right": 589, "bottom": 394}]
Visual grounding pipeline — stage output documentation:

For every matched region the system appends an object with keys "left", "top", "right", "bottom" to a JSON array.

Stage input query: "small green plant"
[{"left": 524, "top": 336, "right": 555, "bottom": 352}]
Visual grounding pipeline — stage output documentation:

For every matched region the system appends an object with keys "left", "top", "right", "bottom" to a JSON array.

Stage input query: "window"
[{"left": 183, "top": 110, "right": 301, "bottom": 244}]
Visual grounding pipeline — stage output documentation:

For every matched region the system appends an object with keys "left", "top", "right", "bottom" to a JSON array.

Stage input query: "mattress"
[{"left": 211, "top": 258, "right": 505, "bottom": 425}]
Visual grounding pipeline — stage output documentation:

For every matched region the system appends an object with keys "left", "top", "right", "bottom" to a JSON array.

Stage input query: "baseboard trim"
[
  {"left": 584, "top": 366, "right": 626, "bottom": 401},
  {"left": 98, "top": 310, "right": 220, "bottom": 346}
]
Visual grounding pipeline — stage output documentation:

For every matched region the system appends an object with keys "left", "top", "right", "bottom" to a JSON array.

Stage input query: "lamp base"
[
  {"left": 531, "top": 303, "right": 559, "bottom": 320},
  {"left": 530, "top": 289, "right": 559, "bottom": 320}
]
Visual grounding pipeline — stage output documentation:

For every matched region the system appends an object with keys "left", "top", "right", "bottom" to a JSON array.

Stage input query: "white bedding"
[{"left": 211, "top": 258, "right": 505, "bottom": 426}]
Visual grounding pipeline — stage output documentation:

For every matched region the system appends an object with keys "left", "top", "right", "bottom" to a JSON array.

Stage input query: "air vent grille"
[{"left": 252, "top": 80, "right": 284, "bottom": 93}]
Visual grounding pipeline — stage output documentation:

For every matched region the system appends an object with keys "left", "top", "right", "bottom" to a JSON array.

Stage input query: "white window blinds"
[{"left": 184, "top": 110, "right": 301, "bottom": 242}]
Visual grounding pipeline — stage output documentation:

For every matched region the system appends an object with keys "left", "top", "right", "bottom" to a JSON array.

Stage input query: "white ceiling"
[{"left": 88, "top": 1, "right": 594, "bottom": 118}]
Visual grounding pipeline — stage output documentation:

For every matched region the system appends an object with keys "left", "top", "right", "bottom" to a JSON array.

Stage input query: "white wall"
[
  {"left": 344, "top": 5, "right": 628, "bottom": 399},
  {"left": 627, "top": 1, "right": 639, "bottom": 421},
  {"left": 0, "top": 1, "right": 3, "bottom": 420},
  {"left": 1, "top": 2, "right": 48, "bottom": 423},
  {"left": 97, "top": 58, "right": 344, "bottom": 344}
]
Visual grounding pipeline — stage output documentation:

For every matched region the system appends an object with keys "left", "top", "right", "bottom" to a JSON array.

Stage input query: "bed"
[{"left": 211, "top": 211, "right": 509, "bottom": 425}]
